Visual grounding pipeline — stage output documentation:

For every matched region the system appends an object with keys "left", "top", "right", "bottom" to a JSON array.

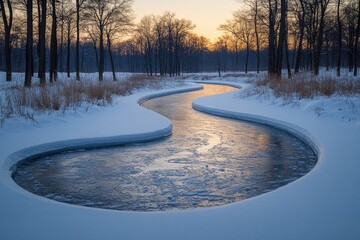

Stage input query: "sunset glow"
[{"left": 133, "top": 0, "right": 241, "bottom": 40}]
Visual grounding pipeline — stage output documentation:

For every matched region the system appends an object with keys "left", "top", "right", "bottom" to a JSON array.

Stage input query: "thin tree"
[
  {"left": 24, "top": 0, "right": 33, "bottom": 87},
  {"left": 337, "top": 0, "right": 342, "bottom": 77},
  {"left": 75, "top": 0, "right": 85, "bottom": 81},
  {"left": 294, "top": 0, "right": 306, "bottom": 73},
  {"left": 314, "top": 0, "right": 330, "bottom": 75},
  {"left": 275, "top": 0, "right": 287, "bottom": 76},
  {"left": 65, "top": 7, "right": 75, "bottom": 78},
  {"left": 105, "top": 9, "right": 133, "bottom": 81},
  {"left": 268, "top": 0, "right": 278, "bottom": 75},
  {"left": 354, "top": 0, "right": 360, "bottom": 76},
  {"left": 0, "top": 0, "right": 13, "bottom": 81},
  {"left": 219, "top": 10, "right": 254, "bottom": 73},
  {"left": 83, "top": 0, "right": 134, "bottom": 81},
  {"left": 136, "top": 16, "right": 154, "bottom": 76},
  {"left": 253, "top": 0, "right": 261, "bottom": 73},
  {"left": 58, "top": 0, "right": 74, "bottom": 73},
  {"left": 49, "top": 0, "right": 58, "bottom": 83},
  {"left": 38, "top": 0, "right": 46, "bottom": 85}
]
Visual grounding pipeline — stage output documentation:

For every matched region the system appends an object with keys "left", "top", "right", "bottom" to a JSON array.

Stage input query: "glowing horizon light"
[{"left": 133, "top": 0, "right": 242, "bottom": 41}]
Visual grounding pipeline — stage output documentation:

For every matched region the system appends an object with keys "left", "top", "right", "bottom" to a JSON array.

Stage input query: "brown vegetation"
[
  {"left": 0, "top": 75, "right": 184, "bottom": 125},
  {"left": 256, "top": 73, "right": 360, "bottom": 99}
]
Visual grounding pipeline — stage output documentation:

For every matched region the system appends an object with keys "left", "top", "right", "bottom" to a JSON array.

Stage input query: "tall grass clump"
[
  {"left": 257, "top": 72, "right": 360, "bottom": 100},
  {"left": 0, "top": 74, "right": 185, "bottom": 125}
]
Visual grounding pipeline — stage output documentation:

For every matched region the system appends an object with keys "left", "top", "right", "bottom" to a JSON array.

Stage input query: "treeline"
[
  {"left": 218, "top": 0, "right": 360, "bottom": 77},
  {"left": 0, "top": 0, "right": 134, "bottom": 86},
  {"left": 1, "top": 0, "right": 360, "bottom": 87}
]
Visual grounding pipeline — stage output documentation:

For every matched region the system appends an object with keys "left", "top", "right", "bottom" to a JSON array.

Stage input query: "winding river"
[{"left": 13, "top": 84, "right": 317, "bottom": 211}]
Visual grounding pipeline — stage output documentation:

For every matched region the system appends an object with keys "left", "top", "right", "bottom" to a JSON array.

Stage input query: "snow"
[{"left": 0, "top": 73, "right": 360, "bottom": 240}]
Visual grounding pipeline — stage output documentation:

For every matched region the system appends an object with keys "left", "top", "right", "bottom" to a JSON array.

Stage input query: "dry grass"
[
  {"left": 0, "top": 74, "right": 185, "bottom": 125},
  {"left": 256, "top": 73, "right": 360, "bottom": 99}
]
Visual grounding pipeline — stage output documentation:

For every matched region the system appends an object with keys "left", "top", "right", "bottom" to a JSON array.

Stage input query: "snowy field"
[{"left": 0, "top": 72, "right": 359, "bottom": 239}]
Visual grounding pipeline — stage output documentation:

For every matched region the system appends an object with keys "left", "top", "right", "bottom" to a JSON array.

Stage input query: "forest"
[{"left": 0, "top": 0, "right": 360, "bottom": 86}]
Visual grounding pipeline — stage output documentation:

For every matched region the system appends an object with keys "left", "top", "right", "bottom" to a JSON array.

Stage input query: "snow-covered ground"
[{"left": 0, "top": 72, "right": 359, "bottom": 240}]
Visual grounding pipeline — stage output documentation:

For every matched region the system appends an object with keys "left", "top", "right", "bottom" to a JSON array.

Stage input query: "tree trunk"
[
  {"left": 99, "top": 27, "right": 104, "bottom": 81},
  {"left": 4, "top": 29, "right": 12, "bottom": 81},
  {"left": 276, "top": 0, "right": 287, "bottom": 77},
  {"left": 25, "top": 0, "right": 33, "bottom": 87},
  {"left": 90, "top": 38, "right": 99, "bottom": 71},
  {"left": 336, "top": 0, "right": 342, "bottom": 77},
  {"left": 354, "top": 0, "right": 360, "bottom": 76},
  {"left": 268, "top": 0, "right": 277, "bottom": 75},
  {"left": 295, "top": 0, "right": 305, "bottom": 74},
  {"left": 0, "top": 0, "right": 13, "bottom": 81},
  {"left": 67, "top": 21, "right": 71, "bottom": 78},
  {"left": 59, "top": 17, "right": 64, "bottom": 73},
  {"left": 314, "top": 0, "right": 329, "bottom": 75},
  {"left": 148, "top": 40, "right": 153, "bottom": 76},
  {"left": 38, "top": 0, "right": 47, "bottom": 85},
  {"left": 50, "top": 0, "right": 58, "bottom": 83},
  {"left": 254, "top": 0, "right": 260, "bottom": 73},
  {"left": 285, "top": 28, "right": 291, "bottom": 78},
  {"left": 107, "top": 33, "right": 117, "bottom": 81},
  {"left": 245, "top": 45, "right": 249, "bottom": 73},
  {"left": 76, "top": 0, "right": 81, "bottom": 81}
]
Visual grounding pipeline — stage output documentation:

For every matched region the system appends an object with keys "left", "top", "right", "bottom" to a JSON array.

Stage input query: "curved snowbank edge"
[
  {"left": 0, "top": 83, "right": 203, "bottom": 191},
  {"left": 192, "top": 95, "right": 322, "bottom": 164}
]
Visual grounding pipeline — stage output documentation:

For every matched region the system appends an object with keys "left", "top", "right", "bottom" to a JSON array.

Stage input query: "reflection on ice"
[{"left": 13, "top": 85, "right": 317, "bottom": 211}]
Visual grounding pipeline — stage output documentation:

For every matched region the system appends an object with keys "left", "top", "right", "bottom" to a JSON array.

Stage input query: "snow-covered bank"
[
  {"left": 0, "top": 76, "right": 359, "bottom": 240},
  {"left": 192, "top": 81, "right": 360, "bottom": 239}
]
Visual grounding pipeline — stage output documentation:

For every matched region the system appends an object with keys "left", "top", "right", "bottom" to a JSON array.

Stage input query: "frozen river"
[{"left": 13, "top": 84, "right": 317, "bottom": 211}]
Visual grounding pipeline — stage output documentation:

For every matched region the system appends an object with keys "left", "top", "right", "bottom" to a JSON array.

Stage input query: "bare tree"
[
  {"left": 58, "top": 0, "right": 74, "bottom": 74},
  {"left": 49, "top": 0, "right": 58, "bottom": 83},
  {"left": 275, "top": 0, "right": 288, "bottom": 76},
  {"left": 337, "top": 0, "right": 343, "bottom": 76},
  {"left": 24, "top": 0, "right": 33, "bottom": 87},
  {"left": 83, "top": 0, "right": 134, "bottom": 81},
  {"left": 252, "top": 0, "right": 261, "bottom": 73},
  {"left": 136, "top": 16, "right": 154, "bottom": 76},
  {"left": 38, "top": 0, "right": 46, "bottom": 85},
  {"left": 75, "top": 0, "right": 85, "bottom": 80},
  {"left": 219, "top": 10, "right": 254, "bottom": 73},
  {"left": 65, "top": 5, "right": 76, "bottom": 78},
  {"left": 354, "top": 0, "right": 360, "bottom": 76},
  {"left": 0, "top": 0, "right": 13, "bottom": 81},
  {"left": 267, "top": 0, "right": 279, "bottom": 75},
  {"left": 314, "top": 0, "right": 330, "bottom": 75},
  {"left": 294, "top": 0, "right": 306, "bottom": 73}
]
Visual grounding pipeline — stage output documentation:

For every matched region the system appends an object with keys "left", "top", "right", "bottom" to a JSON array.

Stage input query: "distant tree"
[
  {"left": 293, "top": 0, "right": 306, "bottom": 73},
  {"left": 136, "top": 16, "right": 155, "bottom": 76},
  {"left": 314, "top": 0, "right": 330, "bottom": 75},
  {"left": 49, "top": 0, "right": 58, "bottom": 83},
  {"left": 337, "top": 0, "right": 343, "bottom": 77},
  {"left": 75, "top": 0, "right": 85, "bottom": 80},
  {"left": 24, "top": 0, "right": 33, "bottom": 87},
  {"left": 354, "top": 0, "right": 360, "bottom": 76},
  {"left": 58, "top": 0, "right": 75, "bottom": 74},
  {"left": 38, "top": 0, "right": 47, "bottom": 85},
  {"left": 83, "top": 0, "right": 134, "bottom": 81},
  {"left": 172, "top": 17, "right": 194, "bottom": 76},
  {"left": 0, "top": 0, "right": 13, "bottom": 81},
  {"left": 251, "top": 0, "right": 261, "bottom": 73},
  {"left": 275, "top": 0, "right": 288, "bottom": 77},
  {"left": 219, "top": 10, "right": 254, "bottom": 73},
  {"left": 105, "top": 8, "right": 133, "bottom": 81},
  {"left": 65, "top": 5, "right": 76, "bottom": 78}
]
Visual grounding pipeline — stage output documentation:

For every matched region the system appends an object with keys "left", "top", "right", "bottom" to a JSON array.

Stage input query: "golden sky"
[{"left": 133, "top": 0, "right": 241, "bottom": 41}]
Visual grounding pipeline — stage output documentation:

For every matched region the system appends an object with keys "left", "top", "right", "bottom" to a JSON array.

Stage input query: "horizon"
[{"left": 133, "top": 0, "right": 241, "bottom": 41}]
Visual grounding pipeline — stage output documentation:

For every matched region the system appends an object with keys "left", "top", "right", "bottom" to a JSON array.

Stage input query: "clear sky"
[{"left": 133, "top": 0, "right": 241, "bottom": 41}]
